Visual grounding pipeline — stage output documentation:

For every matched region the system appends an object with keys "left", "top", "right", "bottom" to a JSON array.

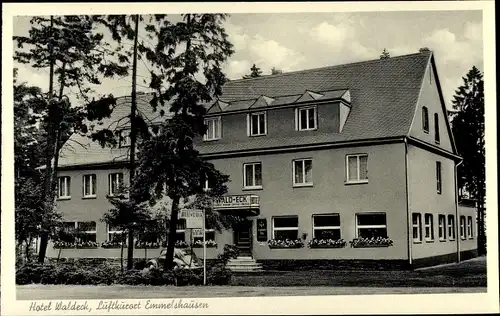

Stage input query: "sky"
[{"left": 13, "top": 10, "right": 483, "bottom": 109}]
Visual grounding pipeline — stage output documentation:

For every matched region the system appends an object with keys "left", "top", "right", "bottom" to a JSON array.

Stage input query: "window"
[
  {"left": 422, "top": 106, "right": 429, "bottom": 132},
  {"left": 436, "top": 162, "right": 442, "bottom": 194},
  {"left": 137, "top": 220, "right": 160, "bottom": 243},
  {"left": 434, "top": 113, "right": 440, "bottom": 143},
  {"left": 248, "top": 112, "right": 267, "bottom": 136},
  {"left": 83, "top": 174, "right": 97, "bottom": 197},
  {"left": 108, "top": 173, "right": 124, "bottom": 196},
  {"left": 356, "top": 213, "right": 387, "bottom": 239},
  {"left": 412, "top": 213, "right": 422, "bottom": 242},
  {"left": 424, "top": 213, "right": 434, "bottom": 241},
  {"left": 467, "top": 216, "right": 474, "bottom": 238},
  {"left": 76, "top": 221, "right": 96, "bottom": 243},
  {"left": 193, "top": 220, "right": 215, "bottom": 243},
  {"left": 460, "top": 216, "right": 466, "bottom": 240},
  {"left": 438, "top": 214, "right": 447, "bottom": 241},
  {"left": 59, "top": 222, "right": 77, "bottom": 243},
  {"left": 119, "top": 129, "right": 130, "bottom": 147},
  {"left": 346, "top": 154, "right": 368, "bottom": 183},
  {"left": 204, "top": 117, "right": 221, "bottom": 141},
  {"left": 243, "top": 163, "right": 263, "bottom": 189},
  {"left": 57, "top": 176, "right": 71, "bottom": 199},
  {"left": 296, "top": 106, "right": 317, "bottom": 131},
  {"left": 447, "top": 215, "right": 455, "bottom": 240},
  {"left": 293, "top": 159, "right": 313, "bottom": 186},
  {"left": 107, "top": 224, "right": 125, "bottom": 242},
  {"left": 176, "top": 219, "right": 186, "bottom": 242},
  {"left": 312, "top": 214, "right": 341, "bottom": 240},
  {"left": 272, "top": 216, "right": 299, "bottom": 240}
]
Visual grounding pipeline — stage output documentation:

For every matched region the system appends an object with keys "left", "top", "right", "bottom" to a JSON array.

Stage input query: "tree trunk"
[
  {"left": 164, "top": 196, "right": 180, "bottom": 271},
  {"left": 126, "top": 14, "right": 140, "bottom": 271},
  {"left": 38, "top": 15, "right": 56, "bottom": 264}
]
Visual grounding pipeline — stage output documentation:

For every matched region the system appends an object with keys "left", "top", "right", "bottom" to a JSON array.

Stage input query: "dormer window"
[
  {"left": 119, "top": 129, "right": 131, "bottom": 148},
  {"left": 296, "top": 106, "right": 317, "bottom": 131},
  {"left": 248, "top": 112, "right": 267, "bottom": 136},
  {"left": 204, "top": 117, "right": 221, "bottom": 141}
]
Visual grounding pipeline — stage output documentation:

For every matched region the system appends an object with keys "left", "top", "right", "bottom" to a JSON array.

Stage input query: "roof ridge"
[{"left": 227, "top": 52, "right": 426, "bottom": 84}]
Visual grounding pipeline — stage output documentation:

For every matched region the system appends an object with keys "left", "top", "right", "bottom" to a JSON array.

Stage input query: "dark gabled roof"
[{"left": 59, "top": 51, "right": 433, "bottom": 167}]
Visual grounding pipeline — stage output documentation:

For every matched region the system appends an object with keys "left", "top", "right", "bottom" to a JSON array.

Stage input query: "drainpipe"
[
  {"left": 454, "top": 159, "right": 463, "bottom": 262},
  {"left": 404, "top": 138, "right": 412, "bottom": 267}
]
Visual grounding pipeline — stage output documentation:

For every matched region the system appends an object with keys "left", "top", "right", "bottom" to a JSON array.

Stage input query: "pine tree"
[
  {"left": 449, "top": 66, "right": 485, "bottom": 254},
  {"left": 380, "top": 48, "right": 390, "bottom": 59},
  {"left": 14, "top": 15, "right": 129, "bottom": 263},
  {"left": 136, "top": 13, "right": 234, "bottom": 271},
  {"left": 243, "top": 64, "right": 262, "bottom": 79}
]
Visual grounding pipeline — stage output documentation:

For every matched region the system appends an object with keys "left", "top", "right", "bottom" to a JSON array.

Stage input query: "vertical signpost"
[{"left": 179, "top": 209, "right": 206, "bottom": 285}]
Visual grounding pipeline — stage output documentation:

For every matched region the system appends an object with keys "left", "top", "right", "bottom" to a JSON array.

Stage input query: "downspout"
[
  {"left": 455, "top": 159, "right": 463, "bottom": 262},
  {"left": 404, "top": 138, "right": 412, "bottom": 267}
]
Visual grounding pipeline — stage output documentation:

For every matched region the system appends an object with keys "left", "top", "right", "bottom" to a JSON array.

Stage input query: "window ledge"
[
  {"left": 242, "top": 186, "right": 263, "bottom": 191},
  {"left": 57, "top": 196, "right": 71, "bottom": 201},
  {"left": 423, "top": 130, "right": 429, "bottom": 134},
  {"left": 425, "top": 239, "right": 435, "bottom": 243},
  {"left": 249, "top": 133, "right": 267, "bottom": 137},
  {"left": 449, "top": 238, "right": 456, "bottom": 241},
  {"left": 298, "top": 128, "right": 318, "bottom": 132},
  {"left": 413, "top": 240, "right": 422, "bottom": 244},
  {"left": 435, "top": 140, "right": 441, "bottom": 145},
  {"left": 345, "top": 180, "right": 368, "bottom": 185},
  {"left": 203, "top": 138, "right": 221, "bottom": 142},
  {"left": 439, "top": 239, "right": 447, "bottom": 242},
  {"left": 293, "top": 183, "right": 314, "bottom": 188},
  {"left": 82, "top": 195, "right": 97, "bottom": 200}
]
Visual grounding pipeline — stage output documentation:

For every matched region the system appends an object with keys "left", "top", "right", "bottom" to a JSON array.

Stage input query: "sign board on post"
[
  {"left": 192, "top": 228, "right": 204, "bottom": 238},
  {"left": 179, "top": 209, "right": 203, "bottom": 229}
]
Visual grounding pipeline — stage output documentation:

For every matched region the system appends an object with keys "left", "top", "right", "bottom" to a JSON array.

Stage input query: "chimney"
[{"left": 419, "top": 47, "right": 431, "bottom": 53}]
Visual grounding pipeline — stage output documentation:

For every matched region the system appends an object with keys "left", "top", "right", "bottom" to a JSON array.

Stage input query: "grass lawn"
[{"left": 231, "top": 256, "right": 487, "bottom": 287}]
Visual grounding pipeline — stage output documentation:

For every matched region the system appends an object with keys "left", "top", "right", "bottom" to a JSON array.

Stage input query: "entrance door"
[{"left": 234, "top": 219, "right": 252, "bottom": 257}]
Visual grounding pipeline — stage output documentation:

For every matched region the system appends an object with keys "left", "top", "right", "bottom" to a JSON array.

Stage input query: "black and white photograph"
[{"left": 1, "top": 1, "right": 498, "bottom": 315}]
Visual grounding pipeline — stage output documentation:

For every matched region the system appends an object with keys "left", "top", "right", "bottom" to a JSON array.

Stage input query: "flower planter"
[
  {"left": 135, "top": 245, "right": 160, "bottom": 249},
  {"left": 53, "top": 246, "right": 75, "bottom": 249},
  {"left": 268, "top": 245, "right": 304, "bottom": 249},
  {"left": 309, "top": 244, "right": 346, "bottom": 249},
  {"left": 76, "top": 246, "right": 99, "bottom": 249},
  {"left": 192, "top": 244, "right": 217, "bottom": 248},
  {"left": 351, "top": 244, "right": 391, "bottom": 248},
  {"left": 101, "top": 243, "right": 127, "bottom": 249}
]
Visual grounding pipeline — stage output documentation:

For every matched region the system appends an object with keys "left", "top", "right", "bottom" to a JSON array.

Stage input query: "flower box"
[
  {"left": 54, "top": 241, "right": 99, "bottom": 249},
  {"left": 101, "top": 241, "right": 127, "bottom": 249},
  {"left": 192, "top": 240, "right": 217, "bottom": 248},
  {"left": 135, "top": 242, "right": 160, "bottom": 249},
  {"left": 267, "top": 239, "right": 304, "bottom": 249},
  {"left": 308, "top": 239, "right": 346, "bottom": 249},
  {"left": 161, "top": 241, "right": 190, "bottom": 249},
  {"left": 349, "top": 237, "right": 393, "bottom": 248}
]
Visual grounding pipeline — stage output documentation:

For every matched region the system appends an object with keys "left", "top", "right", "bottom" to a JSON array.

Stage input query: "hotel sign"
[
  {"left": 212, "top": 195, "right": 260, "bottom": 210},
  {"left": 179, "top": 209, "right": 204, "bottom": 229}
]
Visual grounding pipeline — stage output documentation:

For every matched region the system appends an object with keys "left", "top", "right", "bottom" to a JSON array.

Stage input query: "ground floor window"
[
  {"left": 460, "top": 216, "right": 466, "bottom": 240},
  {"left": 312, "top": 214, "right": 341, "bottom": 240},
  {"left": 412, "top": 213, "right": 422, "bottom": 242},
  {"left": 107, "top": 224, "right": 125, "bottom": 242},
  {"left": 424, "top": 213, "right": 434, "bottom": 241},
  {"left": 467, "top": 216, "right": 474, "bottom": 239},
  {"left": 58, "top": 221, "right": 77, "bottom": 242},
  {"left": 76, "top": 221, "right": 96, "bottom": 243},
  {"left": 272, "top": 216, "right": 299, "bottom": 240},
  {"left": 176, "top": 218, "right": 186, "bottom": 242},
  {"left": 356, "top": 213, "right": 387, "bottom": 239},
  {"left": 438, "top": 214, "right": 446, "bottom": 241},
  {"left": 193, "top": 229, "right": 216, "bottom": 244},
  {"left": 448, "top": 215, "right": 456, "bottom": 240}
]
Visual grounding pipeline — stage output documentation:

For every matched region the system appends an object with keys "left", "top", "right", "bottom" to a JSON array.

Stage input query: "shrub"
[
  {"left": 217, "top": 244, "right": 240, "bottom": 265},
  {"left": 207, "top": 263, "right": 232, "bottom": 285},
  {"left": 16, "top": 262, "right": 56, "bottom": 285},
  {"left": 174, "top": 269, "right": 203, "bottom": 286},
  {"left": 134, "top": 259, "right": 147, "bottom": 270}
]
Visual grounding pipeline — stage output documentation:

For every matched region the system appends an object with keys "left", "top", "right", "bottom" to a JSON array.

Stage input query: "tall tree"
[
  {"left": 380, "top": 48, "right": 390, "bottom": 59},
  {"left": 448, "top": 66, "right": 485, "bottom": 254},
  {"left": 14, "top": 15, "right": 128, "bottom": 263},
  {"left": 243, "top": 64, "right": 262, "bottom": 79},
  {"left": 136, "top": 13, "right": 234, "bottom": 270}
]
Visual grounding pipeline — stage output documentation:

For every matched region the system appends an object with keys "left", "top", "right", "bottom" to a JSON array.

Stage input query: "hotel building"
[{"left": 47, "top": 50, "right": 477, "bottom": 269}]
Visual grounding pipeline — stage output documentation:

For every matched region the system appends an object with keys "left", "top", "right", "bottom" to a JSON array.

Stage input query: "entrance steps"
[{"left": 227, "top": 256, "right": 263, "bottom": 273}]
